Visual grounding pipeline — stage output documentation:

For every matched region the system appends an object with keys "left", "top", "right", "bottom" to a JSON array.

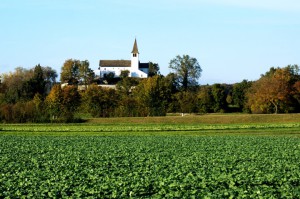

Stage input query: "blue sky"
[{"left": 1, "top": 0, "right": 300, "bottom": 84}]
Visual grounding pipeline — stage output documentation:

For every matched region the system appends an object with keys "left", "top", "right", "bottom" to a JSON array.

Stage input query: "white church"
[{"left": 99, "top": 39, "right": 149, "bottom": 78}]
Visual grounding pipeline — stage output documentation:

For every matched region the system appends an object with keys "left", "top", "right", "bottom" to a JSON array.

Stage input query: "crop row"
[
  {"left": 0, "top": 135, "right": 300, "bottom": 198},
  {"left": 1, "top": 123, "right": 300, "bottom": 133}
]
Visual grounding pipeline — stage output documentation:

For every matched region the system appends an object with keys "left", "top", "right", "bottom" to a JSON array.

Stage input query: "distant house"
[{"left": 99, "top": 39, "right": 149, "bottom": 78}]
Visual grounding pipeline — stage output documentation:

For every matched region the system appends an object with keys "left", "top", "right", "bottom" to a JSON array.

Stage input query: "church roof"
[
  {"left": 99, "top": 60, "right": 131, "bottom": 67},
  {"left": 131, "top": 39, "right": 139, "bottom": 54},
  {"left": 139, "top": 63, "right": 149, "bottom": 68}
]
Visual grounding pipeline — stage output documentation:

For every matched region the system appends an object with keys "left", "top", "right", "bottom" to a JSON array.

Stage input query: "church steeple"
[
  {"left": 131, "top": 38, "right": 139, "bottom": 55},
  {"left": 131, "top": 38, "right": 139, "bottom": 71}
]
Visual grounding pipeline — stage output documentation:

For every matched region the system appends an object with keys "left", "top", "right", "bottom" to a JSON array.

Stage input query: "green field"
[{"left": 1, "top": 114, "right": 300, "bottom": 198}]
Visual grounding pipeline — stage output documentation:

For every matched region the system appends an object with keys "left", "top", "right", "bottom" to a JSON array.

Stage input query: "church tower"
[{"left": 131, "top": 38, "right": 139, "bottom": 72}]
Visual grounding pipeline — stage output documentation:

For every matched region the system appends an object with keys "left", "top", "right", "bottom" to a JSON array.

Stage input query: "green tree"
[
  {"left": 148, "top": 62, "right": 160, "bottom": 77},
  {"left": 42, "top": 66, "right": 57, "bottom": 93},
  {"left": 211, "top": 84, "right": 227, "bottom": 112},
  {"left": 2, "top": 67, "right": 32, "bottom": 103},
  {"left": 81, "top": 85, "right": 118, "bottom": 117},
  {"left": 232, "top": 80, "right": 252, "bottom": 112},
  {"left": 120, "top": 70, "right": 130, "bottom": 79},
  {"left": 134, "top": 75, "right": 170, "bottom": 116},
  {"left": 197, "top": 86, "right": 214, "bottom": 113},
  {"left": 22, "top": 64, "right": 46, "bottom": 100},
  {"left": 115, "top": 77, "right": 140, "bottom": 117},
  {"left": 79, "top": 60, "right": 95, "bottom": 88},
  {"left": 103, "top": 72, "right": 115, "bottom": 84},
  {"left": 175, "top": 90, "right": 198, "bottom": 114},
  {"left": 169, "top": 55, "right": 202, "bottom": 90}
]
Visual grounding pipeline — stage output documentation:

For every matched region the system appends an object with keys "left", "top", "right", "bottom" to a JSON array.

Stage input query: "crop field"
[{"left": 1, "top": 115, "right": 300, "bottom": 198}]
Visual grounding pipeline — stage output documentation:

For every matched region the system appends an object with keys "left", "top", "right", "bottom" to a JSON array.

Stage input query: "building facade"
[{"left": 99, "top": 39, "right": 149, "bottom": 78}]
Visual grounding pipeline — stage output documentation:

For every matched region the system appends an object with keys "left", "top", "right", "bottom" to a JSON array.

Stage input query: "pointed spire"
[{"left": 131, "top": 38, "right": 139, "bottom": 54}]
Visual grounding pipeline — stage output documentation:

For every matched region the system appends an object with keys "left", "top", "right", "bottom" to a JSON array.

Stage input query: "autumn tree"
[
  {"left": 45, "top": 85, "right": 63, "bottom": 120},
  {"left": 169, "top": 55, "right": 202, "bottom": 90},
  {"left": 60, "top": 85, "right": 81, "bottom": 121},
  {"left": 246, "top": 67, "right": 297, "bottom": 114},
  {"left": 60, "top": 59, "right": 81, "bottom": 85}
]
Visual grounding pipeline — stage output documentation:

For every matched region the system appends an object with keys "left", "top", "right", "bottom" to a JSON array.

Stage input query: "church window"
[{"left": 133, "top": 53, "right": 137, "bottom": 57}]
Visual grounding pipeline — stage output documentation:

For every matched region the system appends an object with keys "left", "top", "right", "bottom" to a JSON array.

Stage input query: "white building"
[{"left": 99, "top": 39, "right": 149, "bottom": 78}]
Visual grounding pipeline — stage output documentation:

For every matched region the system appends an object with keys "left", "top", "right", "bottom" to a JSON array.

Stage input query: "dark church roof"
[
  {"left": 99, "top": 60, "right": 131, "bottom": 67},
  {"left": 131, "top": 38, "right": 139, "bottom": 54},
  {"left": 139, "top": 63, "right": 149, "bottom": 68}
]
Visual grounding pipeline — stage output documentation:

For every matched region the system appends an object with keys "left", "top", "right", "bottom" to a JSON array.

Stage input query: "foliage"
[
  {"left": 103, "top": 72, "right": 115, "bottom": 84},
  {"left": 148, "top": 62, "right": 160, "bottom": 77},
  {"left": 61, "top": 85, "right": 81, "bottom": 121},
  {"left": 175, "top": 90, "right": 198, "bottom": 113},
  {"left": 81, "top": 85, "right": 118, "bottom": 117},
  {"left": 197, "top": 86, "right": 214, "bottom": 113},
  {"left": 45, "top": 85, "right": 63, "bottom": 120},
  {"left": 211, "top": 84, "right": 228, "bottom": 112},
  {"left": 119, "top": 70, "right": 130, "bottom": 79},
  {"left": 247, "top": 66, "right": 299, "bottom": 113},
  {"left": 60, "top": 59, "right": 81, "bottom": 85},
  {"left": 78, "top": 60, "right": 95, "bottom": 87},
  {"left": 169, "top": 55, "right": 202, "bottom": 90},
  {"left": 232, "top": 80, "right": 252, "bottom": 112},
  {"left": 134, "top": 75, "right": 170, "bottom": 116},
  {"left": 1, "top": 66, "right": 57, "bottom": 103},
  {"left": 2, "top": 61, "right": 300, "bottom": 122}
]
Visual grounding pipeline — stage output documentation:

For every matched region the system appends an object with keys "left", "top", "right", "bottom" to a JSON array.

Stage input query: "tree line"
[{"left": 1, "top": 55, "right": 300, "bottom": 123}]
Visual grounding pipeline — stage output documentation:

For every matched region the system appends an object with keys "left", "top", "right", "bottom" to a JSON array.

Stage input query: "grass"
[
  {"left": 85, "top": 113, "right": 300, "bottom": 124},
  {"left": 1, "top": 114, "right": 300, "bottom": 137}
]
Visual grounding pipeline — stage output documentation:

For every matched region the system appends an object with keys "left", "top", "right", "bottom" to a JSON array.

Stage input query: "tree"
[
  {"left": 175, "top": 90, "right": 198, "bottom": 114},
  {"left": 61, "top": 85, "right": 81, "bottom": 121},
  {"left": 60, "top": 59, "right": 81, "bottom": 85},
  {"left": 169, "top": 55, "right": 202, "bottom": 90},
  {"left": 2, "top": 67, "right": 32, "bottom": 103},
  {"left": 134, "top": 75, "right": 170, "bottom": 116},
  {"left": 115, "top": 77, "right": 140, "bottom": 117},
  {"left": 246, "top": 67, "right": 296, "bottom": 114},
  {"left": 42, "top": 66, "right": 57, "bottom": 93},
  {"left": 79, "top": 60, "right": 95, "bottom": 88},
  {"left": 23, "top": 64, "right": 46, "bottom": 99},
  {"left": 211, "top": 84, "right": 227, "bottom": 113},
  {"left": 232, "top": 80, "right": 252, "bottom": 112},
  {"left": 81, "top": 85, "right": 118, "bottom": 117},
  {"left": 148, "top": 62, "right": 160, "bottom": 77},
  {"left": 103, "top": 72, "right": 115, "bottom": 84},
  {"left": 120, "top": 70, "right": 130, "bottom": 79},
  {"left": 45, "top": 85, "right": 63, "bottom": 120},
  {"left": 197, "top": 86, "right": 214, "bottom": 113}
]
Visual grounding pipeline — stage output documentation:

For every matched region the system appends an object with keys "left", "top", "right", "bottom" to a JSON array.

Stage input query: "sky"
[{"left": 1, "top": 0, "right": 300, "bottom": 84}]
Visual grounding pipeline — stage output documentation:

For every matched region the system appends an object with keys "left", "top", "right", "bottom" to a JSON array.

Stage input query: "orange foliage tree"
[{"left": 246, "top": 66, "right": 298, "bottom": 113}]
